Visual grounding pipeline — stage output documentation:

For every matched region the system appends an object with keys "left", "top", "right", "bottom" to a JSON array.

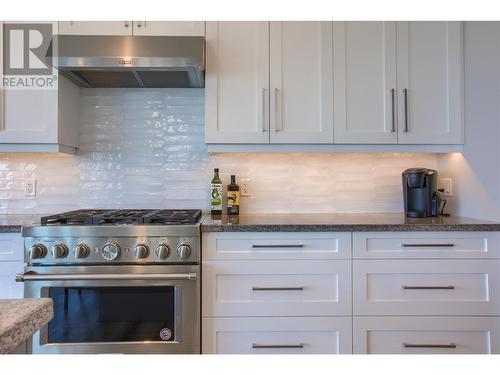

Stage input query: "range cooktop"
[{"left": 40, "top": 209, "right": 203, "bottom": 226}]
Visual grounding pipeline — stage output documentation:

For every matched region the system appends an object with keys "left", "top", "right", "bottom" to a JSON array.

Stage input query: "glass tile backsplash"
[{"left": 0, "top": 88, "right": 437, "bottom": 214}]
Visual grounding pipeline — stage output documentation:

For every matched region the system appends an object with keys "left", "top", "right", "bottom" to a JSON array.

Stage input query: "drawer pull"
[
  {"left": 252, "top": 287, "right": 304, "bottom": 291},
  {"left": 252, "top": 244, "right": 305, "bottom": 249},
  {"left": 402, "top": 243, "right": 455, "bottom": 248},
  {"left": 252, "top": 343, "right": 304, "bottom": 349},
  {"left": 402, "top": 285, "right": 455, "bottom": 290},
  {"left": 403, "top": 343, "right": 456, "bottom": 349}
]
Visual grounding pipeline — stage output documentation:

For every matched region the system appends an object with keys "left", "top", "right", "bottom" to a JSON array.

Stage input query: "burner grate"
[
  {"left": 40, "top": 209, "right": 202, "bottom": 226},
  {"left": 41, "top": 209, "right": 106, "bottom": 225},
  {"left": 144, "top": 210, "right": 202, "bottom": 224}
]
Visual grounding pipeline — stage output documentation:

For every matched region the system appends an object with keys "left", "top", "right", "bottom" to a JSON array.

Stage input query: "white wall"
[
  {"left": 438, "top": 22, "right": 500, "bottom": 221},
  {"left": 0, "top": 88, "right": 438, "bottom": 214}
]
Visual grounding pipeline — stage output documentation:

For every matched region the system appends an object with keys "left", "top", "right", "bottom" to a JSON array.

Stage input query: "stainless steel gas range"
[{"left": 17, "top": 209, "right": 203, "bottom": 354}]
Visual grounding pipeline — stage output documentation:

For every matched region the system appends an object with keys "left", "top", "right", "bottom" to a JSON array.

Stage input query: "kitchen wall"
[
  {"left": 438, "top": 22, "right": 500, "bottom": 221},
  {"left": 0, "top": 88, "right": 437, "bottom": 215}
]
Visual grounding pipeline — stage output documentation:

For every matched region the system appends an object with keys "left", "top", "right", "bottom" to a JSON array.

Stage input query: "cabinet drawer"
[
  {"left": 354, "top": 316, "right": 500, "bottom": 354},
  {"left": 353, "top": 231, "right": 500, "bottom": 259},
  {"left": 202, "top": 317, "right": 352, "bottom": 354},
  {"left": 0, "top": 233, "right": 23, "bottom": 261},
  {"left": 202, "top": 260, "right": 351, "bottom": 316},
  {"left": 353, "top": 259, "right": 500, "bottom": 315},
  {"left": 202, "top": 232, "right": 351, "bottom": 260}
]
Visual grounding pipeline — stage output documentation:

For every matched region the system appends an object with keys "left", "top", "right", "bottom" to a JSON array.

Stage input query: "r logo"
[{"left": 2, "top": 23, "right": 52, "bottom": 76}]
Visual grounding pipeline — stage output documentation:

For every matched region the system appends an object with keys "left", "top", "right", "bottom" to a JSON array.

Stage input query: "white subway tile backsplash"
[{"left": 0, "top": 88, "right": 438, "bottom": 214}]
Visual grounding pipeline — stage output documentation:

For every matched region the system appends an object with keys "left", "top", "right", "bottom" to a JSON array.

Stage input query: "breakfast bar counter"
[{"left": 0, "top": 298, "right": 53, "bottom": 354}]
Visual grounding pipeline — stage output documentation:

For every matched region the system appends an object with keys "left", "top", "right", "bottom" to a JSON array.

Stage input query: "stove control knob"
[
  {"left": 155, "top": 244, "right": 170, "bottom": 259},
  {"left": 29, "top": 244, "right": 47, "bottom": 259},
  {"left": 134, "top": 244, "right": 149, "bottom": 259},
  {"left": 102, "top": 242, "right": 121, "bottom": 261},
  {"left": 74, "top": 243, "right": 90, "bottom": 259},
  {"left": 176, "top": 243, "right": 191, "bottom": 259},
  {"left": 51, "top": 244, "right": 68, "bottom": 259}
]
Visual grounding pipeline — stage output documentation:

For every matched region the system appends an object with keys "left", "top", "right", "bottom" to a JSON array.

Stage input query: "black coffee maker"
[{"left": 402, "top": 168, "right": 440, "bottom": 218}]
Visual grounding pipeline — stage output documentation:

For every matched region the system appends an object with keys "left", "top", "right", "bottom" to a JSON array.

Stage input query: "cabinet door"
[
  {"left": 0, "top": 21, "right": 59, "bottom": 144},
  {"left": 58, "top": 21, "right": 132, "bottom": 35},
  {"left": 205, "top": 22, "right": 270, "bottom": 143},
  {"left": 333, "top": 22, "right": 397, "bottom": 144},
  {"left": 269, "top": 22, "right": 333, "bottom": 143},
  {"left": 133, "top": 21, "right": 204, "bottom": 36},
  {"left": 397, "top": 22, "right": 463, "bottom": 144},
  {"left": 0, "top": 262, "right": 24, "bottom": 299}
]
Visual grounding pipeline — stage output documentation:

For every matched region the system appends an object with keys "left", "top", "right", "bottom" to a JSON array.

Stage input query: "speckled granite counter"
[
  {"left": 0, "top": 298, "right": 53, "bottom": 354},
  {"left": 201, "top": 213, "right": 500, "bottom": 232},
  {"left": 0, "top": 215, "right": 45, "bottom": 233}
]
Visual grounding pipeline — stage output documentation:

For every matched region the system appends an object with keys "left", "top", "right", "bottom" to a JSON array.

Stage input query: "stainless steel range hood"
[{"left": 50, "top": 35, "right": 205, "bottom": 88}]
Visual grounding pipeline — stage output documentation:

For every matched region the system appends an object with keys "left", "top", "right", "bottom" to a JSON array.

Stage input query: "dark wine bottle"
[
  {"left": 226, "top": 175, "right": 240, "bottom": 215},
  {"left": 210, "top": 168, "right": 222, "bottom": 215}
]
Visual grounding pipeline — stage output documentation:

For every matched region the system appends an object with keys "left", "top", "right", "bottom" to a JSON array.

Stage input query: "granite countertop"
[
  {"left": 201, "top": 213, "right": 500, "bottom": 232},
  {"left": 0, "top": 298, "right": 53, "bottom": 354},
  {"left": 0, "top": 214, "right": 45, "bottom": 233}
]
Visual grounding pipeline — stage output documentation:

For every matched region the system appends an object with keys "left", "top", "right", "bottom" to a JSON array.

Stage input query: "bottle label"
[
  {"left": 227, "top": 191, "right": 240, "bottom": 207},
  {"left": 211, "top": 183, "right": 222, "bottom": 209}
]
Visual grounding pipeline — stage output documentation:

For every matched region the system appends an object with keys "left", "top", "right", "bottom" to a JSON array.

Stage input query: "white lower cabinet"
[
  {"left": 202, "top": 317, "right": 352, "bottom": 354},
  {"left": 354, "top": 316, "right": 500, "bottom": 354},
  {"left": 201, "top": 230, "right": 500, "bottom": 354},
  {"left": 0, "top": 233, "right": 24, "bottom": 299}
]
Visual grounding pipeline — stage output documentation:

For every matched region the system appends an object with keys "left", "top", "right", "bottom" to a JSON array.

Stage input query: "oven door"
[{"left": 20, "top": 265, "right": 200, "bottom": 354}]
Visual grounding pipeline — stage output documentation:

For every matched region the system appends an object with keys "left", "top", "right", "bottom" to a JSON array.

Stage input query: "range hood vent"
[{"left": 49, "top": 35, "right": 205, "bottom": 88}]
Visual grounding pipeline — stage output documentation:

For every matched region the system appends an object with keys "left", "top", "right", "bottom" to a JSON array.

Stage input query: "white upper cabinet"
[
  {"left": 133, "top": 21, "right": 205, "bottom": 36},
  {"left": 205, "top": 22, "right": 270, "bottom": 143},
  {"left": 269, "top": 22, "right": 333, "bottom": 143},
  {"left": 205, "top": 21, "right": 334, "bottom": 144},
  {"left": 59, "top": 21, "right": 205, "bottom": 36},
  {"left": 333, "top": 22, "right": 398, "bottom": 144},
  {"left": 205, "top": 21, "right": 464, "bottom": 147},
  {"left": 0, "top": 22, "right": 79, "bottom": 152},
  {"left": 396, "top": 22, "right": 463, "bottom": 144},
  {"left": 333, "top": 21, "right": 463, "bottom": 145},
  {"left": 58, "top": 21, "right": 133, "bottom": 35}
]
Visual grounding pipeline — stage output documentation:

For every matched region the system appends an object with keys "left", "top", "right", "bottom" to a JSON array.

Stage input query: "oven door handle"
[{"left": 15, "top": 272, "right": 197, "bottom": 282}]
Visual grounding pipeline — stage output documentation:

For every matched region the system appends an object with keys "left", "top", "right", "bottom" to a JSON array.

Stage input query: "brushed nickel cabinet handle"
[
  {"left": 402, "top": 285, "right": 455, "bottom": 290},
  {"left": 402, "top": 243, "right": 455, "bottom": 248},
  {"left": 403, "top": 88, "right": 409, "bottom": 132},
  {"left": 391, "top": 88, "right": 396, "bottom": 133},
  {"left": 252, "top": 343, "right": 304, "bottom": 349},
  {"left": 252, "top": 244, "right": 304, "bottom": 248},
  {"left": 262, "top": 88, "right": 267, "bottom": 132},
  {"left": 274, "top": 88, "right": 282, "bottom": 132},
  {"left": 252, "top": 287, "right": 304, "bottom": 291},
  {"left": 403, "top": 343, "right": 456, "bottom": 349}
]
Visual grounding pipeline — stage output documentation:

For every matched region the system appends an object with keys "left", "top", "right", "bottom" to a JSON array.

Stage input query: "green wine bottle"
[{"left": 210, "top": 168, "right": 222, "bottom": 215}]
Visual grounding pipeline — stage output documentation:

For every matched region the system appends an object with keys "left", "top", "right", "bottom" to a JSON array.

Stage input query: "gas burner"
[{"left": 40, "top": 209, "right": 202, "bottom": 226}]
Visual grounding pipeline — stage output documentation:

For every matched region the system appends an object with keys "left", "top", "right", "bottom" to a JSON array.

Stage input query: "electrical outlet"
[
  {"left": 439, "top": 178, "right": 453, "bottom": 196},
  {"left": 241, "top": 178, "right": 251, "bottom": 197},
  {"left": 24, "top": 179, "right": 37, "bottom": 197}
]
